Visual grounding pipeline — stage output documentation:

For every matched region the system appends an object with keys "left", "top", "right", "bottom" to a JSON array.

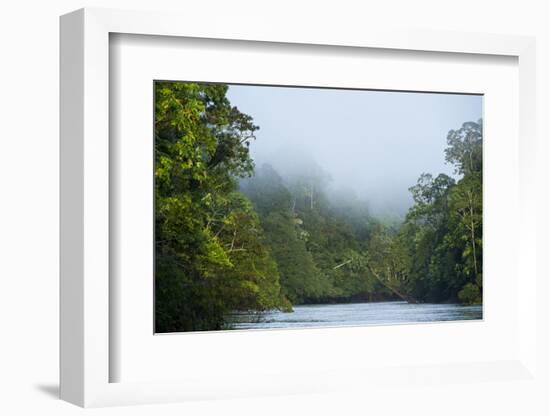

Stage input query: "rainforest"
[{"left": 154, "top": 81, "right": 483, "bottom": 333}]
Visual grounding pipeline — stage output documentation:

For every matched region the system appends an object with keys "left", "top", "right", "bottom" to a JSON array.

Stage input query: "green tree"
[
  {"left": 446, "top": 120, "right": 483, "bottom": 303},
  {"left": 397, "top": 119, "right": 483, "bottom": 304},
  {"left": 261, "top": 211, "right": 327, "bottom": 303},
  {"left": 243, "top": 164, "right": 332, "bottom": 303},
  {"left": 445, "top": 120, "right": 483, "bottom": 175},
  {"left": 449, "top": 173, "right": 482, "bottom": 280},
  {"left": 213, "top": 192, "right": 290, "bottom": 312},
  {"left": 155, "top": 82, "right": 288, "bottom": 332}
]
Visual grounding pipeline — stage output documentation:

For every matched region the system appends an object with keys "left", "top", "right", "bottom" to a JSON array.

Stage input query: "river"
[{"left": 228, "top": 301, "right": 482, "bottom": 330}]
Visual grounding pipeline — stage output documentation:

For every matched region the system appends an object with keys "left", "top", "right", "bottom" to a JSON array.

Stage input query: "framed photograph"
[{"left": 60, "top": 8, "right": 537, "bottom": 407}]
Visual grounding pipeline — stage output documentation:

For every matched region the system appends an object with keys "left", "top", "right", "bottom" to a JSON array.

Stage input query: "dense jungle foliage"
[{"left": 155, "top": 82, "right": 483, "bottom": 332}]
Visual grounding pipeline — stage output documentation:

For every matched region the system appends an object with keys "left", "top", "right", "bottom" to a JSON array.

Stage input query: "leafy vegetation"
[
  {"left": 155, "top": 81, "right": 483, "bottom": 332},
  {"left": 155, "top": 82, "right": 288, "bottom": 332}
]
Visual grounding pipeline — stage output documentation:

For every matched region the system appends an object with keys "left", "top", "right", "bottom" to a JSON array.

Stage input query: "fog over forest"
[
  {"left": 227, "top": 85, "right": 483, "bottom": 217},
  {"left": 155, "top": 81, "right": 484, "bottom": 332}
]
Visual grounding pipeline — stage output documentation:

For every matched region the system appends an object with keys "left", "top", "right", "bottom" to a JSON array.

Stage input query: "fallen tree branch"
[
  {"left": 333, "top": 259, "right": 353, "bottom": 270},
  {"left": 364, "top": 263, "right": 418, "bottom": 304}
]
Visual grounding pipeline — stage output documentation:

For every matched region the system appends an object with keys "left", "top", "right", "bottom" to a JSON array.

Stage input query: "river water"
[{"left": 228, "top": 301, "right": 482, "bottom": 330}]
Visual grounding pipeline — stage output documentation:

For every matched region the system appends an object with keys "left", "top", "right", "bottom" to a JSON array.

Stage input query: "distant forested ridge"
[{"left": 155, "top": 82, "right": 483, "bottom": 332}]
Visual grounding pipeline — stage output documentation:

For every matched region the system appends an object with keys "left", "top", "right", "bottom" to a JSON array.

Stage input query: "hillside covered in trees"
[{"left": 155, "top": 81, "right": 482, "bottom": 333}]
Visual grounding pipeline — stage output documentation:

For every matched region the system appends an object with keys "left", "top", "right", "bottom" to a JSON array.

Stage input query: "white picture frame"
[{"left": 60, "top": 7, "right": 537, "bottom": 407}]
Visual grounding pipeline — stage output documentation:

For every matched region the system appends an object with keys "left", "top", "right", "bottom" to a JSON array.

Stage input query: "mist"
[{"left": 227, "top": 84, "right": 482, "bottom": 218}]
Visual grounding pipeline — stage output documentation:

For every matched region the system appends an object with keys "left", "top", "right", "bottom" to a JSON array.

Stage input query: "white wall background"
[{"left": 0, "top": 1, "right": 548, "bottom": 415}]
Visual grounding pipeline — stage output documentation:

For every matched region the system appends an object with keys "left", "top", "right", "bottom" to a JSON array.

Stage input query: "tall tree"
[
  {"left": 445, "top": 120, "right": 483, "bottom": 175},
  {"left": 396, "top": 119, "right": 483, "bottom": 304},
  {"left": 155, "top": 82, "right": 287, "bottom": 332}
]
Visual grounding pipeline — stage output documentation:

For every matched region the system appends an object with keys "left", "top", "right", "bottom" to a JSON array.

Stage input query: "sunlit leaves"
[{"left": 155, "top": 82, "right": 285, "bottom": 332}]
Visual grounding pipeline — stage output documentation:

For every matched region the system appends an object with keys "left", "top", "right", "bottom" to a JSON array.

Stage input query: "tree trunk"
[
  {"left": 365, "top": 263, "right": 418, "bottom": 304},
  {"left": 468, "top": 191, "right": 478, "bottom": 277},
  {"left": 333, "top": 259, "right": 353, "bottom": 270}
]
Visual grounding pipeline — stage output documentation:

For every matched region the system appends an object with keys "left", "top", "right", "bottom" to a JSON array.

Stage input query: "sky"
[{"left": 227, "top": 84, "right": 482, "bottom": 217}]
